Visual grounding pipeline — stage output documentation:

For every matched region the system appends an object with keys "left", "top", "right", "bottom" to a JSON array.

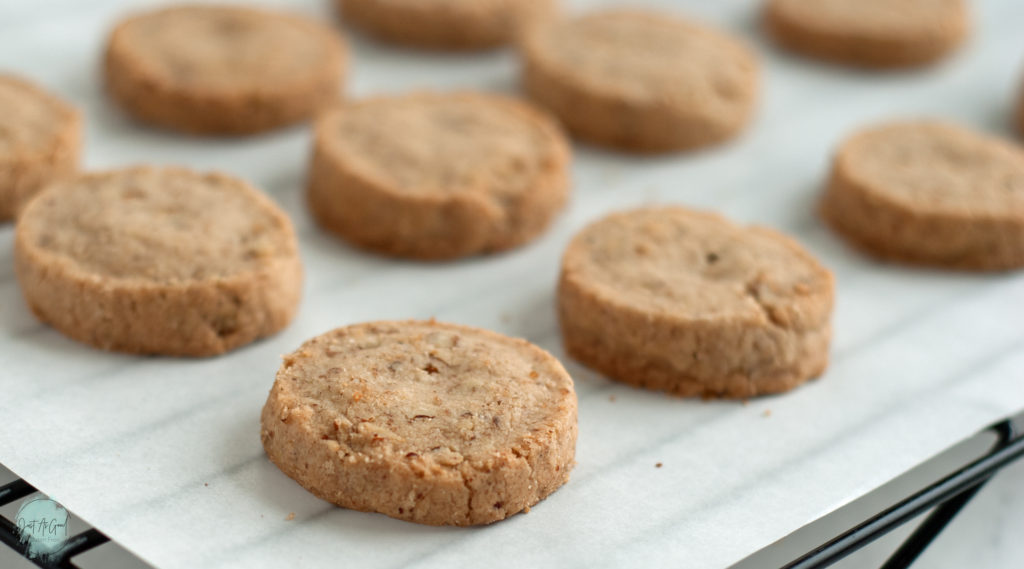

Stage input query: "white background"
[{"left": 1, "top": 0, "right": 1023, "bottom": 568}]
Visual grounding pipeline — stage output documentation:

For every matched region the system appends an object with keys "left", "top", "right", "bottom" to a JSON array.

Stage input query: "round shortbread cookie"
[
  {"left": 308, "top": 91, "right": 571, "bottom": 260},
  {"left": 0, "top": 75, "right": 81, "bottom": 221},
  {"left": 15, "top": 166, "right": 303, "bottom": 356},
  {"left": 104, "top": 4, "right": 346, "bottom": 135},
  {"left": 261, "top": 320, "right": 578, "bottom": 526},
  {"left": 764, "top": 0, "right": 969, "bottom": 69},
  {"left": 521, "top": 10, "right": 759, "bottom": 153},
  {"left": 558, "top": 207, "right": 834, "bottom": 399},
  {"left": 821, "top": 120, "right": 1024, "bottom": 271},
  {"left": 338, "top": 0, "right": 558, "bottom": 50}
]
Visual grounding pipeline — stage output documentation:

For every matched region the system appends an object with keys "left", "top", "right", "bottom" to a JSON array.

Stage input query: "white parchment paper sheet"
[{"left": 1, "top": 1, "right": 1023, "bottom": 567}]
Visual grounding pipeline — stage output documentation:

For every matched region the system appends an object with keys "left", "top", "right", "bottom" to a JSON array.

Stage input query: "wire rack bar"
[
  {"left": 0, "top": 478, "right": 111, "bottom": 569},
  {"left": 784, "top": 417, "right": 1024, "bottom": 569}
]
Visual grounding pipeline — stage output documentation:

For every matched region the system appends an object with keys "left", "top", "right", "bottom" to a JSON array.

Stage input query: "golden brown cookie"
[
  {"left": 338, "top": 0, "right": 557, "bottom": 50},
  {"left": 261, "top": 320, "right": 578, "bottom": 526},
  {"left": 308, "top": 91, "right": 571, "bottom": 260},
  {"left": 15, "top": 166, "right": 302, "bottom": 356},
  {"left": 558, "top": 207, "right": 834, "bottom": 399},
  {"left": 821, "top": 120, "right": 1024, "bottom": 271},
  {"left": 104, "top": 4, "right": 346, "bottom": 135},
  {"left": 764, "top": 0, "right": 969, "bottom": 69},
  {"left": 521, "top": 9, "right": 759, "bottom": 153},
  {"left": 0, "top": 75, "right": 81, "bottom": 221}
]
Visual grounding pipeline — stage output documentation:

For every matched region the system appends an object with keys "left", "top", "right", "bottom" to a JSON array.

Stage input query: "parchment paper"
[{"left": 1, "top": 0, "right": 1023, "bottom": 567}]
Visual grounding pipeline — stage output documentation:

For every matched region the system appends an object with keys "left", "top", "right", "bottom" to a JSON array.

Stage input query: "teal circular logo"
[{"left": 15, "top": 497, "right": 69, "bottom": 559}]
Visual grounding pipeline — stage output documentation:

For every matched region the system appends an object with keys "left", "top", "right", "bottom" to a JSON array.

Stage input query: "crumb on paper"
[
  {"left": 655, "top": 462, "right": 663, "bottom": 468},
  {"left": 609, "top": 395, "right": 616, "bottom": 403},
  {"left": 742, "top": 399, "right": 750, "bottom": 406},
  {"left": 285, "top": 512, "right": 296, "bottom": 521},
  {"left": 763, "top": 409, "right": 772, "bottom": 418},
  {"left": 204, "top": 482, "right": 209, "bottom": 487}
]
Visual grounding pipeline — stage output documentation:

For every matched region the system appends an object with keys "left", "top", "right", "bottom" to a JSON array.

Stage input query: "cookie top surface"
[
  {"left": 317, "top": 92, "right": 567, "bottom": 198},
  {"left": 108, "top": 5, "right": 343, "bottom": 93},
  {"left": 836, "top": 121, "right": 1024, "bottom": 216},
  {"left": 562, "top": 207, "right": 832, "bottom": 326},
  {"left": 271, "top": 320, "right": 575, "bottom": 465},
  {"left": 767, "top": 0, "right": 965, "bottom": 39},
  {"left": 523, "top": 10, "right": 757, "bottom": 110},
  {"left": 350, "top": 0, "right": 520, "bottom": 9},
  {"left": 0, "top": 75, "right": 78, "bottom": 157},
  {"left": 18, "top": 167, "right": 297, "bottom": 284}
]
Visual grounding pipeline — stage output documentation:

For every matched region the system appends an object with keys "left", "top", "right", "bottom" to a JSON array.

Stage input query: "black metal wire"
[
  {"left": 782, "top": 418, "right": 1024, "bottom": 569},
  {"left": 0, "top": 478, "right": 111, "bottom": 569},
  {"left": 877, "top": 419, "right": 1016, "bottom": 569},
  {"left": 0, "top": 514, "right": 41, "bottom": 566},
  {"left": 0, "top": 479, "right": 36, "bottom": 507},
  {"left": 54, "top": 529, "right": 110, "bottom": 569}
]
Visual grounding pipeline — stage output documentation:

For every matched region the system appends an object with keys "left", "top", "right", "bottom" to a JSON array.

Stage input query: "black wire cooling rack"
[{"left": 1, "top": 410, "right": 1022, "bottom": 569}]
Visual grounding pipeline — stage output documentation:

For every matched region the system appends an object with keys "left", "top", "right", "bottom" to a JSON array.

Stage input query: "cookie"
[
  {"left": 764, "top": 0, "right": 969, "bottom": 68},
  {"left": 261, "top": 320, "right": 577, "bottom": 526},
  {"left": 104, "top": 5, "right": 346, "bottom": 135},
  {"left": 15, "top": 166, "right": 302, "bottom": 356},
  {"left": 338, "top": 0, "right": 557, "bottom": 50},
  {"left": 308, "top": 91, "right": 571, "bottom": 260},
  {"left": 0, "top": 75, "right": 81, "bottom": 221},
  {"left": 521, "top": 9, "right": 759, "bottom": 153},
  {"left": 821, "top": 120, "right": 1024, "bottom": 271},
  {"left": 558, "top": 207, "right": 834, "bottom": 399}
]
